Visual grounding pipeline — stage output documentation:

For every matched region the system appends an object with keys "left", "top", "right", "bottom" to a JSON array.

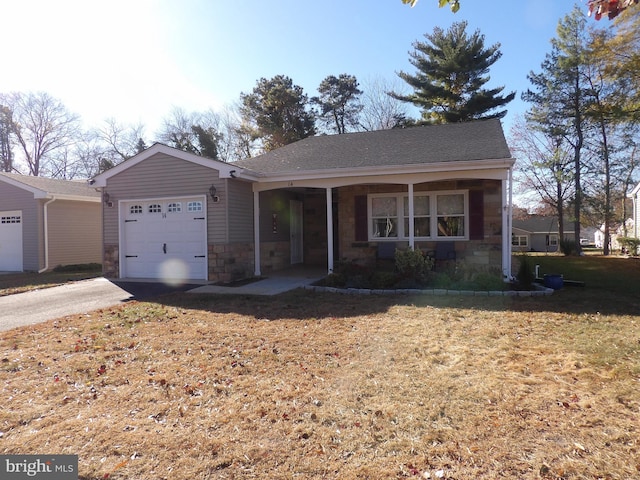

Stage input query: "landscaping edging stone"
[{"left": 304, "top": 284, "right": 554, "bottom": 296}]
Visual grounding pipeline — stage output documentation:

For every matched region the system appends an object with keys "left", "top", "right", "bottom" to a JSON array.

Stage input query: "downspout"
[
  {"left": 502, "top": 168, "right": 513, "bottom": 281},
  {"left": 508, "top": 167, "right": 513, "bottom": 278},
  {"left": 38, "top": 196, "right": 57, "bottom": 273}
]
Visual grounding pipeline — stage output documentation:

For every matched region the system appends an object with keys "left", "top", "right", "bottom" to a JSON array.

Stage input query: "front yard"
[{"left": 0, "top": 256, "right": 639, "bottom": 479}]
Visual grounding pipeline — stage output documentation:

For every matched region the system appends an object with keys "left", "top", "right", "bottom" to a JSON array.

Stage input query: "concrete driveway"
[
  {"left": 0, "top": 268, "right": 326, "bottom": 332},
  {"left": 0, "top": 277, "right": 199, "bottom": 332}
]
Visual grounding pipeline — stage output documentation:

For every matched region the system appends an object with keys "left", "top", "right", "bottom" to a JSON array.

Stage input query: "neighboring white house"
[{"left": 594, "top": 218, "right": 634, "bottom": 250}]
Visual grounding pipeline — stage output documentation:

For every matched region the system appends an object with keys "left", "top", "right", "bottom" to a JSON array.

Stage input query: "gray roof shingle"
[
  {"left": 233, "top": 119, "right": 512, "bottom": 175},
  {"left": 0, "top": 172, "right": 100, "bottom": 198}
]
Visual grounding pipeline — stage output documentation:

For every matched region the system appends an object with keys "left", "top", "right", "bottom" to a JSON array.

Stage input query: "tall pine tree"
[
  {"left": 523, "top": 6, "right": 591, "bottom": 254},
  {"left": 392, "top": 21, "right": 514, "bottom": 124},
  {"left": 240, "top": 75, "right": 315, "bottom": 152}
]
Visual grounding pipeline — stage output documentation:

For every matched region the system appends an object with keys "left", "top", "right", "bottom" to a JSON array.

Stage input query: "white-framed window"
[
  {"left": 187, "top": 201, "right": 203, "bottom": 212},
  {"left": 436, "top": 193, "right": 465, "bottom": 237},
  {"left": 368, "top": 190, "right": 468, "bottom": 241},
  {"left": 1, "top": 215, "right": 21, "bottom": 224},
  {"left": 548, "top": 235, "right": 558, "bottom": 247},
  {"left": 167, "top": 202, "right": 182, "bottom": 213},
  {"left": 371, "top": 195, "right": 398, "bottom": 238},
  {"left": 129, "top": 205, "right": 143, "bottom": 215},
  {"left": 512, "top": 235, "right": 528, "bottom": 247},
  {"left": 148, "top": 204, "right": 162, "bottom": 214},
  {"left": 404, "top": 195, "right": 430, "bottom": 238}
]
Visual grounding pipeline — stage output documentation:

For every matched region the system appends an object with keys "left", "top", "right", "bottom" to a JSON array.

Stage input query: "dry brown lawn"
[{"left": 1, "top": 263, "right": 639, "bottom": 479}]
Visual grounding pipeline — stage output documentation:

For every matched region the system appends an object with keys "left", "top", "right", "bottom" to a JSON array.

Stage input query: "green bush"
[
  {"left": 516, "top": 254, "right": 535, "bottom": 288},
  {"left": 394, "top": 248, "right": 433, "bottom": 284},
  {"left": 618, "top": 237, "right": 640, "bottom": 255},
  {"left": 369, "top": 271, "right": 400, "bottom": 289},
  {"left": 560, "top": 238, "right": 577, "bottom": 256},
  {"left": 472, "top": 271, "right": 505, "bottom": 291}
]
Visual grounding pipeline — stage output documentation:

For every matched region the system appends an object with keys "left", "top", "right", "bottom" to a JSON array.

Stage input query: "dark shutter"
[
  {"left": 469, "top": 190, "right": 484, "bottom": 240},
  {"left": 354, "top": 195, "right": 368, "bottom": 241}
]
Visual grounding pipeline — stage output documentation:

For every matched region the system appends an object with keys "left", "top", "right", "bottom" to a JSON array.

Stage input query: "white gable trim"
[{"left": 90, "top": 143, "right": 258, "bottom": 187}]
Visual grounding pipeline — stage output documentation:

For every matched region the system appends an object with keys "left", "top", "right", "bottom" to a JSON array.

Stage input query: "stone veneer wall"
[
  {"left": 103, "top": 245, "right": 119, "bottom": 278},
  {"left": 259, "top": 241, "right": 291, "bottom": 275},
  {"left": 103, "top": 243, "right": 256, "bottom": 283},
  {"left": 208, "top": 242, "right": 254, "bottom": 283},
  {"left": 337, "top": 180, "right": 504, "bottom": 271}
]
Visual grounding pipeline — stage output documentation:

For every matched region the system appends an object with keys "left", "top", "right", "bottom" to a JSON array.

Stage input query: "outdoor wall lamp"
[
  {"left": 209, "top": 184, "right": 219, "bottom": 203},
  {"left": 103, "top": 191, "right": 113, "bottom": 207}
]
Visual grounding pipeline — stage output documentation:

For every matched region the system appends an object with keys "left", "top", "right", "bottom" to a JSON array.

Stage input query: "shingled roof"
[
  {"left": 0, "top": 172, "right": 100, "bottom": 199},
  {"left": 233, "top": 119, "right": 512, "bottom": 175},
  {"left": 512, "top": 215, "right": 576, "bottom": 233}
]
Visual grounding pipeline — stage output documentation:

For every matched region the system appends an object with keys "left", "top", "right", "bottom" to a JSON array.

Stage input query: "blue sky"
[{"left": 1, "top": 0, "right": 593, "bottom": 138}]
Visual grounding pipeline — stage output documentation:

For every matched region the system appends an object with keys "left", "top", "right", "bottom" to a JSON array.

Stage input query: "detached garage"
[{"left": 0, "top": 172, "right": 102, "bottom": 272}]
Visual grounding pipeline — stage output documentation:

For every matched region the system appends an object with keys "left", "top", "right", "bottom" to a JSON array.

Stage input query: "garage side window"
[
  {"left": 129, "top": 205, "right": 143, "bottom": 214},
  {"left": 187, "top": 201, "right": 203, "bottom": 212},
  {"left": 148, "top": 204, "right": 162, "bottom": 213},
  {"left": 167, "top": 202, "right": 182, "bottom": 213},
  {"left": 1, "top": 215, "right": 21, "bottom": 224}
]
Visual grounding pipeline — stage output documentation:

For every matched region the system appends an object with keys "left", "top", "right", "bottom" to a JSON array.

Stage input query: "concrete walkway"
[{"left": 188, "top": 267, "right": 326, "bottom": 296}]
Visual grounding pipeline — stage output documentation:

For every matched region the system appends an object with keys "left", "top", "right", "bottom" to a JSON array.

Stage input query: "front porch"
[{"left": 251, "top": 175, "right": 512, "bottom": 281}]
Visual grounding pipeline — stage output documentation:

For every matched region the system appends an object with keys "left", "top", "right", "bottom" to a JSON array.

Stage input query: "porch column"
[
  {"left": 326, "top": 187, "right": 334, "bottom": 274},
  {"left": 408, "top": 183, "right": 415, "bottom": 249},
  {"left": 253, "top": 190, "right": 261, "bottom": 277}
]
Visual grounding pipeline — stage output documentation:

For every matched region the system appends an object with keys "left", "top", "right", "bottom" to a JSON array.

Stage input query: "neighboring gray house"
[
  {"left": 0, "top": 172, "right": 102, "bottom": 272},
  {"left": 91, "top": 119, "right": 516, "bottom": 283},
  {"left": 512, "top": 215, "right": 576, "bottom": 253}
]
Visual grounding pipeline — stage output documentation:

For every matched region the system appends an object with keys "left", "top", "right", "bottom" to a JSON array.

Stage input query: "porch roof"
[{"left": 234, "top": 119, "right": 513, "bottom": 177}]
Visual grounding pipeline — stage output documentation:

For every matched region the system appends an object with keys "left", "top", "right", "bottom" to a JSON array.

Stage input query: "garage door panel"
[
  {"left": 122, "top": 198, "right": 207, "bottom": 281},
  {"left": 0, "top": 210, "right": 23, "bottom": 272}
]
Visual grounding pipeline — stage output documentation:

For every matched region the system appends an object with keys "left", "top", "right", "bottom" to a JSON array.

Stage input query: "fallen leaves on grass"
[{"left": 0, "top": 293, "right": 638, "bottom": 479}]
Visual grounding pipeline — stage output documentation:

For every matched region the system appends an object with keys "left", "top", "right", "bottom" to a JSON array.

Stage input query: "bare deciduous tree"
[
  {"left": 97, "top": 118, "right": 147, "bottom": 164},
  {"left": 359, "top": 76, "right": 410, "bottom": 131},
  {"left": 1, "top": 91, "right": 81, "bottom": 176}
]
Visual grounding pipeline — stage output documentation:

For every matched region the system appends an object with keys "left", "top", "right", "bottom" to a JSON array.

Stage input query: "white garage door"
[
  {"left": 121, "top": 197, "right": 207, "bottom": 281},
  {"left": 0, "top": 210, "right": 23, "bottom": 272}
]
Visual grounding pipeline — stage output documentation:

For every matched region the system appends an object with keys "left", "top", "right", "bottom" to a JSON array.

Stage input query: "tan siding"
[
  {"left": 226, "top": 179, "right": 254, "bottom": 243},
  {"left": 47, "top": 200, "right": 102, "bottom": 268},
  {"left": 103, "top": 153, "right": 228, "bottom": 245},
  {"left": 0, "top": 182, "right": 41, "bottom": 271}
]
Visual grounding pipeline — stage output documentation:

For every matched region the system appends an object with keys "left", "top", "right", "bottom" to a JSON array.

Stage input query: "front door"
[{"left": 290, "top": 200, "right": 303, "bottom": 264}]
